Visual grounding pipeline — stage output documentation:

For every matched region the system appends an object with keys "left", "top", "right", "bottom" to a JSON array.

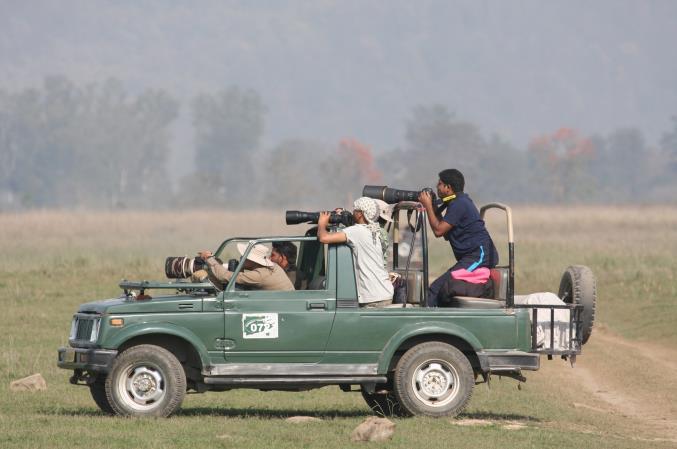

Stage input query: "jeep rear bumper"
[
  {"left": 57, "top": 347, "right": 118, "bottom": 373},
  {"left": 477, "top": 350, "right": 540, "bottom": 374}
]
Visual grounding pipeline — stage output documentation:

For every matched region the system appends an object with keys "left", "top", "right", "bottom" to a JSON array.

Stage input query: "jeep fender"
[
  {"left": 104, "top": 322, "right": 211, "bottom": 369},
  {"left": 377, "top": 322, "right": 484, "bottom": 374}
]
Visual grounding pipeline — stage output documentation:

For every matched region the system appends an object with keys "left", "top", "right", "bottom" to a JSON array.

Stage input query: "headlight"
[
  {"left": 69, "top": 317, "right": 78, "bottom": 341},
  {"left": 90, "top": 318, "right": 101, "bottom": 342}
]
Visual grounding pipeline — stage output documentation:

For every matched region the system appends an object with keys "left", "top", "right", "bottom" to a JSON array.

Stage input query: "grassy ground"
[{"left": 1, "top": 207, "right": 676, "bottom": 448}]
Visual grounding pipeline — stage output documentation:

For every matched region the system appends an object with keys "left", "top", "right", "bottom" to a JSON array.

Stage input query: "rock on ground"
[
  {"left": 351, "top": 416, "right": 395, "bottom": 442},
  {"left": 285, "top": 416, "right": 322, "bottom": 424},
  {"left": 9, "top": 373, "right": 47, "bottom": 392}
]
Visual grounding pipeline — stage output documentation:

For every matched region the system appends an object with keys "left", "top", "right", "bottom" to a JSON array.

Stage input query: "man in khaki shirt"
[{"left": 198, "top": 242, "right": 294, "bottom": 291}]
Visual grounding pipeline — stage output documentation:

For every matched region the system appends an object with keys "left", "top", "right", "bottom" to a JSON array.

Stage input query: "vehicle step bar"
[{"left": 203, "top": 376, "right": 388, "bottom": 386}]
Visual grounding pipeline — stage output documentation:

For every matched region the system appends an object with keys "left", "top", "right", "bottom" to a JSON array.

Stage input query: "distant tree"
[
  {"left": 528, "top": 128, "right": 595, "bottom": 202},
  {"left": 602, "top": 128, "right": 647, "bottom": 199},
  {"left": 322, "top": 138, "right": 382, "bottom": 206},
  {"left": 401, "top": 105, "right": 488, "bottom": 191},
  {"left": 481, "top": 134, "right": 530, "bottom": 203},
  {"left": 262, "top": 139, "right": 331, "bottom": 209},
  {"left": 0, "top": 76, "right": 178, "bottom": 209},
  {"left": 660, "top": 116, "right": 677, "bottom": 173},
  {"left": 192, "top": 87, "right": 266, "bottom": 206}
]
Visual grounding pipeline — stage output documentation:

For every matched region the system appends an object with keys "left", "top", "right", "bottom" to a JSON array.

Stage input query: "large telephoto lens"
[
  {"left": 285, "top": 210, "right": 354, "bottom": 226},
  {"left": 286, "top": 211, "right": 321, "bottom": 225},
  {"left": 362, "top": 185, "right": 422, "bottom": 203},
  {"left": 165, "top": 256, "right": 194, "bottom": 278}
]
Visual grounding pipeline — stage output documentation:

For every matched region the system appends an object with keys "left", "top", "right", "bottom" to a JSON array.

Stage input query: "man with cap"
[
  {"left": 317, "top": 197, "right": 394, "bottom": 307},
  {"left": 418, "top": 168, "right": 499, "bottom": 307},
  {"left": 197, "top": 242, "right": 294, "bottom": 291}
]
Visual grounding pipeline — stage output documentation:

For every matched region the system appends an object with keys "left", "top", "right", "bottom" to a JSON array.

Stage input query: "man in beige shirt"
[{"left": 198, "top": 242, "right": 294, "bottom": 291}]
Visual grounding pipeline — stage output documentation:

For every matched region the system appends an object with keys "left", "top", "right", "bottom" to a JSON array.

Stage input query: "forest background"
[{"left": 1, "top": 1, "right": 676, "bottom": 210}]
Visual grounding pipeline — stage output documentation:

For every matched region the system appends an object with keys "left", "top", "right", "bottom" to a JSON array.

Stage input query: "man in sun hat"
[
  {"left": 317, "top": 196, "right": 393, "bottom": 307},
  {"left": 197, "top": 241, "right": 294, "bottom": 291}
]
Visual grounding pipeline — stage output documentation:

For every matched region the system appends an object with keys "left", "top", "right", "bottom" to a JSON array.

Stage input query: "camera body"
[
  {"left": 362, "top": 185, "right": 437, "bottom": 204},
  {"left": 286, "top": 210, "right": 355, "bottom": 227}
]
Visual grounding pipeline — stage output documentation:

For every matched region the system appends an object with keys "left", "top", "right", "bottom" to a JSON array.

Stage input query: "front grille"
[
  {"left": 70, "top": 315, "right": 101, "bottom": 343},
  {"left": 75, "top": 319, "right": 94, "bottom": 340}
]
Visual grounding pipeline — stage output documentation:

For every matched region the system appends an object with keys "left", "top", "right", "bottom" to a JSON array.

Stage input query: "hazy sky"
[{"left": 2, "top": 0, "right": 676, "bottom": 175}]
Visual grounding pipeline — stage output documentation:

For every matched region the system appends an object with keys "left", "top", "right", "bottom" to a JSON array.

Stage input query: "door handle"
[
  {"left": 307, "top": 301, "right": 327, "bottom": 310},
  {"left": 236, "top": 292, "right": 249, "bottom": 298}
]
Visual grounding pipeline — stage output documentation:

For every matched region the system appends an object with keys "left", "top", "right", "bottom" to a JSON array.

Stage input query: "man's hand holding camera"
[
  {"left": 418, "top": 190, "right": 434, "bottom": 208},
  {"left": 197, "top": 250, "right": 213, "bottom": 259},
  {"left": 318, "top": 211, "right": 331, "bottom": 229}
]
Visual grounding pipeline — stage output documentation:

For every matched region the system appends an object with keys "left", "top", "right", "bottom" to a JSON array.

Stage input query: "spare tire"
[{"left": 558, "top": 265, "right": 596, "bottom": 345}]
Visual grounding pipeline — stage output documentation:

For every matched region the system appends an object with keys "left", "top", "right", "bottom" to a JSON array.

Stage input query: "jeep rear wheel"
[
  {"left": 393, "top": 342, "right": 474, "bottom": 417},
  {"left": 558, "top": 265, "right": 596, "bottom": 345},
  {"left": 105, "top": 344, "right": 186, "bottom": 417}
]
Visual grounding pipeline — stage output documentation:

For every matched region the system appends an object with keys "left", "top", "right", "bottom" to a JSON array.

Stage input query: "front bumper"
[{"left": 57, "top": 347, "right": 118, "bottom": 373}]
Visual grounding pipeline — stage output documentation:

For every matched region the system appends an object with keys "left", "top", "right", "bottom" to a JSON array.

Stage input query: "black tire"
[
  {"left": 361, "top": 388, "right": 404, "bottom": 417},
  {"left": 89, "top": 376, "right": 114, "bottom": 415},
  {"left": 393, "top": 342, "right": 474, "bottom": 417},
  {"left": 558, "top": 265, "right": 596, "bottom": 345},
  {"left": 105, "top": 344, "right": 186, "bottom": 417}
]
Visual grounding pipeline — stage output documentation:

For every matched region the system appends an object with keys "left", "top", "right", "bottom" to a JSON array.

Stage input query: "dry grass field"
[{"left": 1, "top": 206, "right": 676, "bottom": 448}]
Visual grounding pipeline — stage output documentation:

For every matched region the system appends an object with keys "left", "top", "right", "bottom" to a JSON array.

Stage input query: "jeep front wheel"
[
  {"left": 89, "top": 376, "right": 115, "bottom": 414},
  {"left": 393, "top": 342, "right": 474, "bottom": 417},
  {"left": 105, "top": 344, "right": 186, "bottom": 417}
]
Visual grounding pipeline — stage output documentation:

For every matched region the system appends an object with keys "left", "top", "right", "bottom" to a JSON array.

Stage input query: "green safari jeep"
[{"left": 57, "top": 202, "right": 596, "bottom": 418}]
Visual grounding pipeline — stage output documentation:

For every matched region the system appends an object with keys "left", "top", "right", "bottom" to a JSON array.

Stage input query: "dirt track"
[{"left": 545, "top": 326, "right": 677, "bottom": 443}]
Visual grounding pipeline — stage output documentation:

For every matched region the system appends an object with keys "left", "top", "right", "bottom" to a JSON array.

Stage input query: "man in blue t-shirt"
[{"left": 418, "top": 168, "right": 499, "bottom": 307}]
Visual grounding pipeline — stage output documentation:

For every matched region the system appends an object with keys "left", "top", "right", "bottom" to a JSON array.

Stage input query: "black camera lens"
[
  {"left": 286, "top": 211, "right": 320, "bottom": 225},
  {"left": 362, "top": 185, "right": 435, "bottom": 204},
  {"left": 285, "top": 210, "right": 354, "bottom": 226}
]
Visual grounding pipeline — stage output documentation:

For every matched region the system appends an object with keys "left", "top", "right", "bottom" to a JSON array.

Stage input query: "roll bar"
[{"left": 480, "top": 203, "right": 515, "bottom": 307}]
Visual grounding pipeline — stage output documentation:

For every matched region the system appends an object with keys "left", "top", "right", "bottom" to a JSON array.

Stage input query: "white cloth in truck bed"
[{"left": 514, "top": 292, "right": 574, "bottom": 351}]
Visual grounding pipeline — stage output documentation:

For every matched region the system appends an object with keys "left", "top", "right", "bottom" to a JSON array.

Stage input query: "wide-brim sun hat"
[
  {"left": 236, "top": 241, "right": 274, "bottom": 267},
  {"left": 373, "top": 199, "right": 394, "bottom": 223}
]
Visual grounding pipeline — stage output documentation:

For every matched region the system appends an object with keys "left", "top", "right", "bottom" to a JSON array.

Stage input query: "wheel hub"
[
  {"left": 412, "top": 360, "right": 459, "bottom": 407},
  {"left": 417, "top": 363, "right": 453, "bottom": 398},
  {"left": 126, "top": 366, "right": 164, "bottom": 404}
]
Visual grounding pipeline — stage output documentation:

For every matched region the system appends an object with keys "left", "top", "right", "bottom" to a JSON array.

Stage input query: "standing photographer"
[
  {"left": 418, "top": 168, "right": 498, "bottom": 307},
  {"left": 317, "top": 197, "right": 394, "bottom": 307}
]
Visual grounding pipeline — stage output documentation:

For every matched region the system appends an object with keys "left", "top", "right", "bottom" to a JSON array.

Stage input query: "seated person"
[
  {"left": 270, "top": 241, "right": 298, "bottom": 285},
  {"left": 197, "top": 242, "right": 294, "bottom": 291},
  {"left": 317, "top": 197, "right": 394, "bottom": 307}
]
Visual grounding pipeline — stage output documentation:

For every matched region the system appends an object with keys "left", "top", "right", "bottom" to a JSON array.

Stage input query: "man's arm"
[
  {"left": 204, "top": 255, "right": 233, "bottom": 282},
  {"left": 317, "top": 211, "right": 348, "bottom": 244},
  {"left": 418, "top": 191, "right": 453, "bottom": 238}
]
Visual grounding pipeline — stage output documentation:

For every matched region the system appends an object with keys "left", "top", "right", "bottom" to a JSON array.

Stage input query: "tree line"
[{"left": 1, "top": 76, "right": 675, "bottom": 210}]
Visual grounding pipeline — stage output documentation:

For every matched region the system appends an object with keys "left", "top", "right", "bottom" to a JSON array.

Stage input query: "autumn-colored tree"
[
  {"left": 322, "top": 138, "right": 382, "bottom": 207},
  {"left": 528, "top": 128, "right": 595, "bottom": 201}
]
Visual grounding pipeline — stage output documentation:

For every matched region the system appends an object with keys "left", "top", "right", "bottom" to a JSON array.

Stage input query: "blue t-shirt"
[{"left": 441, "top": 193, "right": 493, "bottom": 261}]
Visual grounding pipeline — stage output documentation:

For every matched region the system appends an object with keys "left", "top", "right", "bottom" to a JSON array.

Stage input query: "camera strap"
[{"left": 400, "top": 210, "right": 422, "bottom": 307}]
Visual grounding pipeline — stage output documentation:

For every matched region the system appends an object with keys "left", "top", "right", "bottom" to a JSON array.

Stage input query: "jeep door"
[{"left": 221, "top": 240, "right": 336, "bottom": 364}]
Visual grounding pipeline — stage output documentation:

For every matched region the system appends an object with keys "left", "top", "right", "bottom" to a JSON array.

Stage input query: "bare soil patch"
[{"left": 550, "top": 326, "right": 677, "bottom": 443}]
